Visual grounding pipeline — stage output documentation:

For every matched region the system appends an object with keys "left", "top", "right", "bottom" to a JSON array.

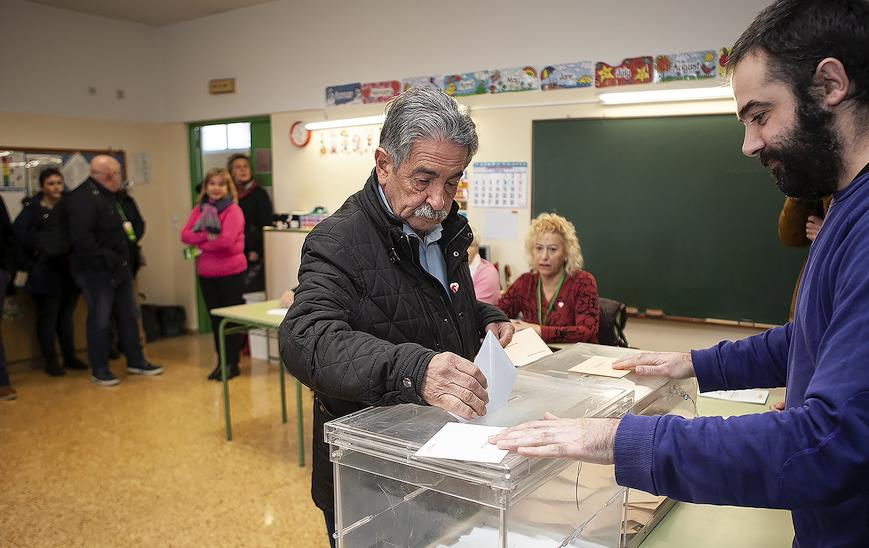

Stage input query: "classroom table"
[
  {"left": 638, "top": 388, "right": 793, "bottom": 547},
  {"left": 211, "top": 299, "right": 305, "bottom": 466}
]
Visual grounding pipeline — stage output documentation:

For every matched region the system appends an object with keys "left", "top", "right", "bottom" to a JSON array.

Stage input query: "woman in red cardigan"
[
  {"left": 181, "top": 168, "right": 247, "bottom": 380},
  {"left": 498, "top": 213, "right": 598, "bottom": 343}
]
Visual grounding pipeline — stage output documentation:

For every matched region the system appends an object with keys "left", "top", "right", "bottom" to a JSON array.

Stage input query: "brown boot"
[{"left": 0, "top": 385, "right": 17, "bottom": 400}]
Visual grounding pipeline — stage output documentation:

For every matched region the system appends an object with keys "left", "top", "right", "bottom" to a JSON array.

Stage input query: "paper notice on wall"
[
  {"left": 131, "top": 152, "right": 152, "bottom": 184},
  {"left": 62, "top": 153, "right": 89, "bottom": 190},
  {"left": 469, "top": 162, "right": 528, "bottom": 208},
  {"left": 480, "top": 210, "right": 519, "bottom": 241}
]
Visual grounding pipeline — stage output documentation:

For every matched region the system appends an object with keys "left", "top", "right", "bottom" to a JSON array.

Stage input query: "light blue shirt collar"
[{"left": 376, "top": 184, "right": 449, "bottom": 291}]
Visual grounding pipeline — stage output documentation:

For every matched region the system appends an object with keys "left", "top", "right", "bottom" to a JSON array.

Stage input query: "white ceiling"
[{"left": 28, "top": 0, "right": 277, "bottom": 26}]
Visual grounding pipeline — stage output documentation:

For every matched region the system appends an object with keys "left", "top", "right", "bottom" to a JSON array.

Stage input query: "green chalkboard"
[{"left": 532, "top": 114, "right": 808, "bottom": 325}]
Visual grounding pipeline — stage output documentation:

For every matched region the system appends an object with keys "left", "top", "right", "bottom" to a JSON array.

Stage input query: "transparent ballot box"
[
  {"left": 325, "top": 372, "right": 634, "bottom": 547},
  {"left": 523, "top": 342, "right": 699, "bottom": 547}
]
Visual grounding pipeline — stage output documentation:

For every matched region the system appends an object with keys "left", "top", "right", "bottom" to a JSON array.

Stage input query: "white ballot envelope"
[
  {"left": 476, "top": 331, "right": 518, "bottom": 414},
  {"left": 504, "top": 327, "right": 553, "bottom": 367}
]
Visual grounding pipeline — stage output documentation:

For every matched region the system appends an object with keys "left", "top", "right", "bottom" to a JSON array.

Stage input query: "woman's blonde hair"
[
  {"left": 198, "top": 168, "right": 238, "bottom": 203},
  {"left": 526, "top": 212, "right": 584, "bottom": 275}
]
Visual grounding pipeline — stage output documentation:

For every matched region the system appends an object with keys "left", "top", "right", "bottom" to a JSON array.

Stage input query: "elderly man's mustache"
[{"left": 413, "top": 203, "right": 448, "bottom": 221}]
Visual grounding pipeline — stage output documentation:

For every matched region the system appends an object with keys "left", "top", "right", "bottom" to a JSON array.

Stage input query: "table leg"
[
  {"left": 279, "top": 360, "right": 288, "bottom": 424},
  {"left": 219, "top": 318, "right": 232, "bottom": 441},
  {"left": 296, "top": 379, "right": 305, "bottom": 467}
]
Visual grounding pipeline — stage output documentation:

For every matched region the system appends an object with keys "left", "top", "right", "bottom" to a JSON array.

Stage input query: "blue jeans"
[
  {"left": 0, "top": 271, "right": 10, "bottom": 386},
  {"left": 323, "top": 510, "right": 336, "bottom": 548},
  {"left": 74, "top": 270, "right": 143, "bottom": 374}
]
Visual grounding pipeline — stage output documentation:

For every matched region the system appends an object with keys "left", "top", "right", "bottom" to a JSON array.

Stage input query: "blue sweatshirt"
[{"left": 614, "top": 165, "right": 869, "bottom": 548}]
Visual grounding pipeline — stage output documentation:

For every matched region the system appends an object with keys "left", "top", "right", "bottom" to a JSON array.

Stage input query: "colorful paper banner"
[
  {"left": 361, "top": 81, "right": 401, "bottom": 103},
  {"left": 402, "top": 76, "right": 444, "bottom": 92},
  {"left": 540, "top": 62, "right": 594, "bottom": 90},
  {"left": 489, "top": 66, "right": 539, "bottom": 93},
  {"left": 595, "top": 57, "right": 653, "bottom": 88},
  {"left": 443, "top": 71, "right": 490, "bottom": 96},
  {"left": 718, "top": 47, "right": 732, "bottom": 78},
  {"left": 325, "top": 83, "right": 363, "bottom": 106},
  {"left": 654, "top": 50, "right": 717, "bottom": 82}
]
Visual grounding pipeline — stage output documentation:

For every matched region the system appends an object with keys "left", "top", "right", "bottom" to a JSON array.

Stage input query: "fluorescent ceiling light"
[
  {"left": 305, "top": 115, "right": 386, "bottom": 131},
  {"left": 599, "top": 86, "right": 733, "bottom": 104}
]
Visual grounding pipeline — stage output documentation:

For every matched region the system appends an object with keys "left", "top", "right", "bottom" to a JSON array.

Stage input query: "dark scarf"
[
  {"left": 193, "top": 196, "right": 232, "bottom": 234},
  {"left": 236, "top": 179, "right": 258, "bottom": 200}
]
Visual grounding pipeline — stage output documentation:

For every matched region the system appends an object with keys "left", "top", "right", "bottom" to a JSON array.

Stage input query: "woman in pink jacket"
[{"left": 181, "top": 168, "right": 247, "bottom": 380}]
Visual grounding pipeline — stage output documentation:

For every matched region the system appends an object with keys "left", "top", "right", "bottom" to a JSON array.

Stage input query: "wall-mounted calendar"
[{"left": 469, "top": 161, "right": 528, "bottom": 208}]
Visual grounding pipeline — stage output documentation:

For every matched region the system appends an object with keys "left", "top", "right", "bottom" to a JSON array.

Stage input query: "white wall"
[
  {"left": 160, "top": 0, "right": 770, "bottom": 121},
  {"left": 0, "top": 0, "right": 163, "bottom": 122}
]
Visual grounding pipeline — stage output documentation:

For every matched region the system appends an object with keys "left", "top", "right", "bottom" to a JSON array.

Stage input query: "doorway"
[{"left": 187, "top": 116, "right": 272, "bottom": 332}]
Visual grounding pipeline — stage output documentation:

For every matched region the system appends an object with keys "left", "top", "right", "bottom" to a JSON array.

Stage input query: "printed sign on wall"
[
  {"left": 325, "top": 83, "right": 363, "bottom": 106},
  {"left": 489, "top": 67, "right": 539, "bottom": 93},
  {"left": 540, "top": 62, "right": 594, "bottom": 90},
  {"left": 595, "top": 57, "right": 653, "bottom": 87},
  {"left": 443, "top": 72, "right": 490, "bottom": 97},
  {"left": 654, "top": 50, "right": 717, "bottom": 82},
  {"left": 361, "top": 81, "right": 401, "bottom": 103}
]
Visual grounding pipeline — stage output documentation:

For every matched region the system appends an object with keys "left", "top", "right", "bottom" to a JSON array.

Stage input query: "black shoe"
[
  {"left": 127, "top": 361, "right": 163, "bottom": 376},
  {"left": 210, "top": 364, "right": 240, "bottom": 381},
  {"left": 64, "top": 357, "right": 89, "bottom": 370},
  {"left": 91, "top": 370, "right": 120, "bottom": 387},
  {"left": 207, "top": 364, "right": 222, "bottom": 381},
  {"left": 46, "top": 362, "right": 66, "bottom": 377}
]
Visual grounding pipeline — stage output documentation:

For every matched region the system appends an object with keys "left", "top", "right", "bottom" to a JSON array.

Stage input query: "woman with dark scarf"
[
  {"left": 13, "top": 168, "right": 87, "bottom": 376},
  {"left": 181, "top": 168, "right": 247, "bottom": 380}
]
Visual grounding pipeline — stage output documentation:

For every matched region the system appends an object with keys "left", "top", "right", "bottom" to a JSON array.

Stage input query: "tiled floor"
[{"left": 0, "top": 334, "right": 328, "bottom": 548}]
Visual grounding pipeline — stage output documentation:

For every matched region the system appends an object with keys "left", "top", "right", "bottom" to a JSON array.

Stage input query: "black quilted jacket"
[{"left": 279, "top": 170, "right": 507, "bottom": 513}]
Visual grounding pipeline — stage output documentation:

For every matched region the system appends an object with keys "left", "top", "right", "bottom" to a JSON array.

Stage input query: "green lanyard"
[
  {"left": 114, "top": 201, "right": 136, "bottom": 242},
  {"left": 537, "top": 271, "right": 566, "bottom": 326},
  {"left": 114, "top": 201, "right": 128, "bottom": 222}
]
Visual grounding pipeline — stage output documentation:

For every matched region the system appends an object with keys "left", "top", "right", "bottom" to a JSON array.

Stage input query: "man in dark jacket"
[
  {"left": 228, "top": 153, "right": 272, "bottom": 292},
  {"left": 492, "top": 2, "right": 869, "bottom": 547},
  {"left": 280, "top": 87, "right": 514, "bottom": 548},
  {"left": 66, "top": 155, "right": 162, "bottom": 386}
]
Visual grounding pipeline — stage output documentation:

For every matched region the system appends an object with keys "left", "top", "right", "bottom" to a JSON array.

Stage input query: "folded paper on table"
[
  {"left": 504, "top": 327, "right": 553, "bottom": 367},
  {"left": 702, "top": 389, "right": 769, "bottom": 404},
  {"left": 414, "top": 423, "right": 508, "bottom": 463},
  {"left": 266, "top": 308, "right": 290, "bottom": 316},
  {"left": 568, "top": 355, "right": 631, "bottom": 378}
]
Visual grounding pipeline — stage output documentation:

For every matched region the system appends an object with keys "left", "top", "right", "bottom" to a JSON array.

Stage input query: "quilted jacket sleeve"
[{"left": 279, "top": 232, "right": 435, "bottom": 406}]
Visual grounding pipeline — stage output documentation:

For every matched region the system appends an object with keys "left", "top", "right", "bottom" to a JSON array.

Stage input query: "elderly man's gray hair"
[{"left": 379, "top": 86, "right": 479, "bottom": 169}]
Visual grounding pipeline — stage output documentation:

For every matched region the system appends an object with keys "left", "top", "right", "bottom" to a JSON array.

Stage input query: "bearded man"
[
  {"left": 491, "top": 1, "right": 869, "bottom": 547},
  {"left": 280, "top": 86, "right": 514, "bottom": 548}
]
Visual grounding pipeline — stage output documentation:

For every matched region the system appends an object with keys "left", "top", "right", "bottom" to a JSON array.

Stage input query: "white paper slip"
[
  {"left": 475, "top": 331, "right": 518, "bottom": 414},
  {"left": 266, "top": 308, "right": 290, "bottom": 316},
  {"left": 702, "top": 389, "right": 769, "bottom": 405},
  {"left": 414, "top": 423, "right": 508, "bottom": 464},
  {"left": 504, "top": 327, "right": 553, "bottom": 367},
  {"left": 568, "top": 355, "right": 631, "bottom": 378}
]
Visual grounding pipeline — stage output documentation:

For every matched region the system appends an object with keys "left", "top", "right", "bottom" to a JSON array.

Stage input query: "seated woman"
[
  {"left": 498, "top": 213, "right": 598, "bottom": 343},
  {"left": 467, "top": 227, "right": 500, "bottom": 305},
  {"left": 181, "top": 168, "right": 247, "bottom": 381}
]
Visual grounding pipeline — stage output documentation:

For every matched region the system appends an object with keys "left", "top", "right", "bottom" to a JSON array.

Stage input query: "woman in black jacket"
[{"left": 13, "top": 168, "right": 87, "bottom": 376}]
